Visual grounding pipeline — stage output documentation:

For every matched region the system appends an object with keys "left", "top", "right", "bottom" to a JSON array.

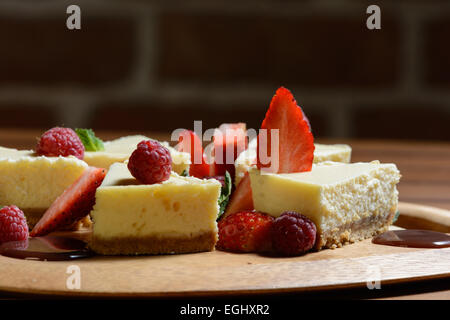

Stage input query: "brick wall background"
[{"left": 0, "top": 0, "right": 449, "bottom": 141}]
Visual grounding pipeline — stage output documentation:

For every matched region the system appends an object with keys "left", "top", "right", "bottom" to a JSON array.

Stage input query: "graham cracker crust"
[
  {"left": 90, "top": 231, "right": 218, "bottom": 255},
  {"left": 316, "top": 205, "right": 397, "bottom": 250}
]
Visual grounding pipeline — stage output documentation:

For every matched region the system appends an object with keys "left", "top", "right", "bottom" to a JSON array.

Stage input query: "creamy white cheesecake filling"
[
  {"left": 84, "top": 135, "right": 191, "bottom": 174},
  {"left": 91, "top": 163, "right": 220, "bottom": 239},
  {"left": 0, "top": 149, "right": 88, "bottom": 209},
  {"left": 249, "top": 161, "right": 400, "bottom": 235}
]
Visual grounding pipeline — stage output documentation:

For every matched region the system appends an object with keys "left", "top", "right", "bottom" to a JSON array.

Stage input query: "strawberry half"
[
  {"left": 223, "top": 172, "right": 253, "bottom": 218},
  {"left": 257, "top": 87, "right": 315, "bottom": 173},
  {"left": 217, "top": 211, "right": 274, "bottom": 253},
  {"left": 176, "top": 130, "right": 210, "bottom": 178},
  {"left": 212, "top": 123, "right": 248, "bottom": 178},
  {"left": 30, "top": 167, "right": 106, "bottom": 237}
]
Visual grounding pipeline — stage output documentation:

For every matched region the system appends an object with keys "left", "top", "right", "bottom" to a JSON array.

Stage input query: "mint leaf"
[
  {"left": 217, "top": 171, "right": 232, "bottom": 220},
  {"left": 180, "top": 169, "right": 189, "bottom": 177},
  {"left": 75, "top": 128, "right": 105, "bottom": 152}
]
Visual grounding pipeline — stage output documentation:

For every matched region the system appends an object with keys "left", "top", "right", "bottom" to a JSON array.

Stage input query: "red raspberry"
[
  {"left": 0, "top": 205, "right": 29, "bottom": 243},
  {"left": 128, "top": 140, "right": 172, "bottom": 184},
  {"left": 217, "top": 211, "right": 274, "bottom": 253},
  {"left": 271, "top": 211, "right": 317, "bottom": 256},
  {"left": 36, "top": 127, "right": 85, "bottom": 160}
]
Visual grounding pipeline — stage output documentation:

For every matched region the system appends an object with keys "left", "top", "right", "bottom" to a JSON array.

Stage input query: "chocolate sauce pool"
[
  {"left": 372, "top": 229, "right": 450, "bottom": 248},
  {"left": 0, "top": 235, "right": 93, "bottom": 261}
]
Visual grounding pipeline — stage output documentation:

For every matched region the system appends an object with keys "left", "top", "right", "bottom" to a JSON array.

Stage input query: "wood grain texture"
[{"left": 0, "top": 230, "right": 448, "bottom": 298}]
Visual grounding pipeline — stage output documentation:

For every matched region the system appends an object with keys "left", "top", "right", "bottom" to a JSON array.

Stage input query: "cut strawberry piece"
[
  {"left": 223, "top": 172, "right": 253, "bottom": 218},
  {"left": 176, "top": 130, "right": 210, "bottom": 178},
  {"left": 30, "top": 167, "right": 106, "bottom": 237},
  {"left": 217, "top": 211, "right": 274, "bottom": 253},
  {"left": 257, "top": 87, "right": 314, "bottom": 173},
  {"left": 213, "top": 123, "right": 248, "bottom": 178}
]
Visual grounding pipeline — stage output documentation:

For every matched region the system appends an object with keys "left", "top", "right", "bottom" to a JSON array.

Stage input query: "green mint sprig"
[{"left": 75, "top": 128, "right": 105, "bottom": 152}]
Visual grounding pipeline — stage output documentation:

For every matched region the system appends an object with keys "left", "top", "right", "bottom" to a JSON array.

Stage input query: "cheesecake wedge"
[
  {"left": 249, "top": 161, "right": 401, "bottom": 249},
  {"left": 90, "top": 162, "right": 221, "bottom": 255},
  {"left": 0, "top": 147, "right": 88, "bottom": 227}
]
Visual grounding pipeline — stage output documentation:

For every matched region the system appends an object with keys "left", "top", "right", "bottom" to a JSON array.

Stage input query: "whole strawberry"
[
  {"left": 0, "top": 205, "right": 29, "bottom": 243},
  {"left": 271, "top": 211, "right": 317, "bottom": 256},
  {"left": 217, "top": 211, "right": 274, "bottom": 253},
  {"left": 128, "top": 140, "right": 172, "bottom": 184},
  {"left": 36, "top": 127, "right": 85, "bottom": 160}
]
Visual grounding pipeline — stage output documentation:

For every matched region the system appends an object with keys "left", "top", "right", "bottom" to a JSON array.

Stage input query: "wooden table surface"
[{"left": 0, "top": 129, "right": 449, "bottom": 300}]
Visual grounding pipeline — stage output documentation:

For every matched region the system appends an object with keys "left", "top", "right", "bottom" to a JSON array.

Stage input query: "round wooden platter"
[{"left": 0, "top": 202, "right": 449, "bottom": 298}]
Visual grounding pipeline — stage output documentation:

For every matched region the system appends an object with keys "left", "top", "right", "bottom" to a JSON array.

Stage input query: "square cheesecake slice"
[
  {"left": 90, "top": 162, "right": 221, "bottom": 255},
  {"left": 0, "top": 147, "right": 88, "bottom": 227},
  {"left": 249, "top": 161, "right": 401, "bottom": 249},
  {"left": 234, "top": 138, "right": 352, "bottom": 185},
  {"left": 84, "top": 135, "right": 190, "bottom": 174}
]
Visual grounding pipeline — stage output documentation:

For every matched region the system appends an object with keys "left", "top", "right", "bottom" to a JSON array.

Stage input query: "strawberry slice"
[
  {"left": 176, "top": 130, "right": 210, "bottom": 178},
  {"left": 257, "top": 87, "right": 314, "bottom": 173},
  {"left": 30, "top": 167, "right": 106, "bottom": 237},
  {"left": 223, "top": 172, "right": 253, "bottom": 218},
  {"left": 212, "top": 123, "right": 248, "bottom": 178}
]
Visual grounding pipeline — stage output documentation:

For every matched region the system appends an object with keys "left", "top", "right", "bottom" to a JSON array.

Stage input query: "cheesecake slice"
[
  {"left": 84, "top": 135, "right": 190, "bottom": 174},
  {"left": 90, "top": 162, "right": 221, "bottom": 255},
  {"left": 234, "top": 138, "right": 352, "bottom": 185},
  {"left": 0, "top": 147, "right": 88, "bottom": 227},
  {"left": 250, "top": 161, "right": 401, "bottom": 249}
]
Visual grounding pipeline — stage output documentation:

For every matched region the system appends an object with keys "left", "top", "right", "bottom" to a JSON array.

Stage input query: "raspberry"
[
  {"left": 128, "top": 140, "right": 172, "bottom": 184},
  {"left": 217, "top": 211, "right": 274, "bottom": 253},
  {"left": 36, "top": 127, "right": 85, "bottom": 160},
  {"left": 0, "top": 205, "right": 29, "bottom": 243},
  {"left": 271, "top": 211, "right": 317, "bottom": 256}
]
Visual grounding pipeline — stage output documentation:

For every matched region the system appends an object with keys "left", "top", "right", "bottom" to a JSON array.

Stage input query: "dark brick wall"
[{"left": 0, "top": 1, "right": 449, "bottom": 141}]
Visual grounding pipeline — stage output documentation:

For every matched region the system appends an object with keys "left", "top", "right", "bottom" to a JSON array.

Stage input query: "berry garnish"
[
  {"left": 128, "top": 140, "right": 172, "bottom": 184},
  {"left": 212, "top": 123, "right": 247, "bottom": 178},
  {"left": 0, "top": 205, "right": 29, "bottom": 243},
  {"left": 217, "top": 211, "right": 274, "bottom": 253},
  {"left": 36, "top": 127, "right": 85, "bottom": 160},
  {"left": 176, "top": 130, "right": 210, "bottom": 178},
  {"left": 257, "top": 87, "right": 314, "bottom": 173},
  {"left": 271, "top": 211, "right": 317, "bottom": 256},
  {"left": 30, "top": 167, "right": 106, "bottom": 237}
]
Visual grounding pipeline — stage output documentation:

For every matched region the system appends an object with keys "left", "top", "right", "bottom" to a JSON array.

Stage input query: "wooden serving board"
[{"left": 0, "top": 202, "right": 449, "bottom": 298}]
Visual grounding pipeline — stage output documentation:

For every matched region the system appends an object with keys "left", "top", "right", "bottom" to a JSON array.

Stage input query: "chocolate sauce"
[
  {"left": 372, "top": 229, "right": 450, "bottom": 248},
  {"left": 0, "top": 235, "right": 93, "bottom": 261}
]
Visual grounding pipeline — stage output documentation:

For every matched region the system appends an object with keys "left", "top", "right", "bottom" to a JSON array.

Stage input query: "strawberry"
[
  {"left": 223, "top": 172, "right": 253, "bottom": 217},
  {"left": 176, "top": 130, "right": 210, "bottom": 178},
  {"left": 217, "top": 211, "right": 274, "bottom": 253},
  {"left": 212, "top": 123, "right": 247, "bottom": 178},
  {"left": 30, "top": 167, "right": 106, "bottom": 237},
  {"left": 257, "top": 87, "right": 315, "bottom": 173}
]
